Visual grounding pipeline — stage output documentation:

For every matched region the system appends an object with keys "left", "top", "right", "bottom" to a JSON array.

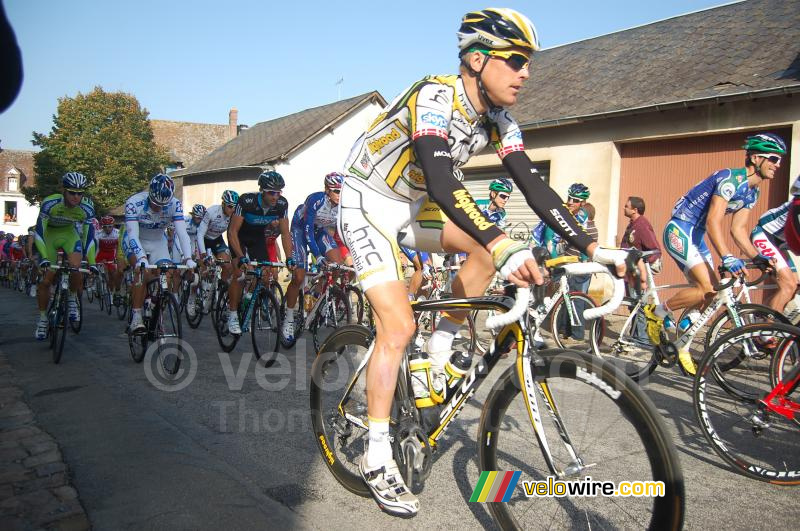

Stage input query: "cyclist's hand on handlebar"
[
  {"left": 89, "top": 265, "right": 100, "bottom": 275},
  {"left": 490, "top": 239, "right": 543, "bottom": 288},
  {"left": 286, "top": 257, "right": 296, "bottom": 270},
  {"left": 184, "top": 258, "right": 197, "bottom": 270},
  {"left": 237, "top": 256, "right": 250, "bottom": 268},
  {"left": 591, "top": 246, "right": 627, "bottom": 277},
  {"left": 137, "top": 258, "right": 149, "bottom": 269},
  {"left": 753, "top": 253, "right": 775, "bottom": 272},
  {"left": 722, "top": 254, "right": 745, "bottom": 275}
]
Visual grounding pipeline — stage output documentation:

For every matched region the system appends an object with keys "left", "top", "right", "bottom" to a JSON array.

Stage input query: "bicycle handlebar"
[
  {"left": 486, "top": 287, "right": 530, "bottom": 330},
  {"left": 561, "top": 262, "right": 625, "bottom": 320},
  {"left": 716, "top": 260, "right": 769, "bottom": 290}
]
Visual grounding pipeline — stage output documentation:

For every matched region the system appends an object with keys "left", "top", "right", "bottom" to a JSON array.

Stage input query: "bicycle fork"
[{"left": 518, "top": 351, "right": 592, "bottom": 478}]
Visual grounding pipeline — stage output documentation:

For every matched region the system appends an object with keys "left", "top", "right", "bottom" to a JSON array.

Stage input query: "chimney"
[{"left": 229, "top": 108, "right": 238, "bottom": 139}]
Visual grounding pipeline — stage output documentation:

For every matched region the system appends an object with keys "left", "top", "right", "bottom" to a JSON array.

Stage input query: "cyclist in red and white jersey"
[{"left": 95, "top": 216, "right": 123, "bottom": 298}]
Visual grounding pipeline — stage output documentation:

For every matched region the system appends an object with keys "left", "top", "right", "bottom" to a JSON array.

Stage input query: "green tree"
[{"left": 24, "top": 86, "right": 169, "bottom": 214}]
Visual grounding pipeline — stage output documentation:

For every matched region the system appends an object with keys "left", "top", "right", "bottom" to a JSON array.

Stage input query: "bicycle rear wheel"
[
  {"left": 590, "top": 300, "right": 658, "bottom": 382},
  {"left": 693, "top": 322, "right": 800, "bottom": 484},
  {"left": 310, "top": 325, "right": 373, "bottom": 497},
  {"left": 480, "top": 349, "right": 685, "bottom": 529},
  {"left": 311, "top": 286, "right": 351, "bottom": 352},
  {"left": 252, "top": 288, "right": 280, "bottom": 365}
]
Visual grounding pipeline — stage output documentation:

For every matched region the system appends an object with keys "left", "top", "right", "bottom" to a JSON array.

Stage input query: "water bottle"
[
  {"left": 663, "top": 315, "right": 676, "bottom": 332},
  {"left": 443, "top": 351, "right": 473, "bottom": 389},
  {"left": 143, "top": 298, "right": 152, "bottom": 318},
  {"left": 304, "top": 292, "right": 314, "bottom": 312},
  {"left": 678, "top": 310, "right": 701, "bottom": 333},
  {"left": 409, "top": 351, "right": 444, "bottom": 408}
]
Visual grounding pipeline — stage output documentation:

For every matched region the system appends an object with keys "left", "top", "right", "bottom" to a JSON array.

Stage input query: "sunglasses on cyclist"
[
  {"left": 760, "top": 154, "right": 782, "bottom": 164},
  {"left": 262, "top": 189, "right": 282, "bottom": 196},
  {"left": 327, "top": 188, "right": 341, "bottom": 195},
  {"left": 566, "top": 197, "right": 583, "bottom": 204},
  {"left": 496, "top": 193, "right": 510, "bottom": 200},
  {"left": 65, "top": 189, "right": 84, "bottom": 196},
  {"left": 484, "top": 49, "right": 531, "bottom": 72}
]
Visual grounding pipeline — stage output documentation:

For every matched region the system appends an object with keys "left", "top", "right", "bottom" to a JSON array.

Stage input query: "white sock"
[
  {"left": 366, "top": 418, "right": 391, "bottom": 467},
  {"left": 285, "top": 304, "right": 296, "bottom": 321},
  {"left": 426, "top": 330, "right": 454, "bottom": 355}
]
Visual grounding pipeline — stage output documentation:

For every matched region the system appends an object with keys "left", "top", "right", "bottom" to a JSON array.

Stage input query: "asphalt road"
[{"left": 0, "top": 287, "right": 796, "bottom": 530}]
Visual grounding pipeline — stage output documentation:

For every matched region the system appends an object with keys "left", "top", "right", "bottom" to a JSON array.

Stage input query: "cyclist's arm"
[
  {"left": 124, "top": 220, "right": 146, "bottom": 262},
  {"left": 706, "top": 195, "right": 733, "bottom": 258},
  {"left": 303, "top": 196, "right": 324, "bottom": 259},
  {"left": 196, "top": 211, "right": 210, "bottom": 256},
  {"left": 173, "top": 217, "right": 193, "bottom": 261},
  {"left": 83, "top": 221, "right": 97, "bottom": 265},
  {"left": 414, "top": 135, "right": 504, "bottom": 248},
  {"left": 227, "top": 214, "right": 245, "bottom": 260},
  {"left": 502, "top": 151, "right": 596, "bottom": 255},
  {"left": 33, "top": 210, "right": 49, "bottom": 259},
  {"left": 730, "top": 208, "right": 759, "bottom": 259},
  {"left": 279, "top": 217, "right": 292, "bottom": 263}
]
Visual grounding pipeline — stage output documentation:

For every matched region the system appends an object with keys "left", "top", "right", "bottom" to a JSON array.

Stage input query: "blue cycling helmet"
[
  {"left": 148, "top": 173, "right": 175, "bottom": 206},
  {"left": 221, "top": 190, "right": 239, "bottom": 206},
  {"left": 62, "top": 171, "right": 88, "bottom": 191},
  {"left": 191, "top": 204, "right": 206, "bottom": 217}
]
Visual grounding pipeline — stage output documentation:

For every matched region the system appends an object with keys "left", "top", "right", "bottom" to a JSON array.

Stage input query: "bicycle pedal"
[{"left": 657, "top": 343, "right": 678, "bottom": 368}]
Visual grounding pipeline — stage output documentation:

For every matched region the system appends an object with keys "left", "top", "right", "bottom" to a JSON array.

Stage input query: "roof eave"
[
  {"left": 174, "top": 165, "right": 265, "bottom": 180},
  {"left": 519, "top": 84, "right": 800, "bottom": 130},
  {"left": 273, "top": 91, "right": 387, "bottom": 161}
]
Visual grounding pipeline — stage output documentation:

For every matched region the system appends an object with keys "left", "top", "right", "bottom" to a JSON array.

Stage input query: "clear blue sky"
[{"left": 0, "top": 0, "right": 733, "bottom": 151}]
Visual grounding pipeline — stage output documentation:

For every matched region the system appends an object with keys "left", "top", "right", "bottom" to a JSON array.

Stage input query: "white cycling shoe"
[
  {"left": 228, "top": 313, "right": 242, "bottom": 335},
  {"left": 34, "top": 316, "right": 48, "bottom": 340},
  {"left": 281, "top": 318, "right": 295, "bottom": 343},
  {"left": 360, "top": 456, "right": 419, "bottom": 517}
]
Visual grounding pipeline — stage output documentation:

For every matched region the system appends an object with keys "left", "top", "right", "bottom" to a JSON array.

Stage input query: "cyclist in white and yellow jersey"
[{"left": 338, "top": 8, "right": 625, "bottom": 516}]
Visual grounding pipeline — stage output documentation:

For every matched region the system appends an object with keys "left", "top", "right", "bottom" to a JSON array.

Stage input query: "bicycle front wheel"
[
  {"left": 51, "top": 291, "right": 68, "bottom": 364},
  {"left": 154, "top": 293, "right": 184, "bottom": 375},
  {"left": 214, "top": 287, "right": 240, "bottom": 353},
  {"left": 310, "top": 325, "right": 373, "bottom": 497},
  {"left": 252, "top": 288, "right": 280, "bottom": 365},
  {"left": 480, "top": 349, "right": 684, "bottom": 530},
  {"left": 548, "top": 292, "right": 603, "bottom": 353},
  {"left": 693, "top": 322, "right": 800, "bottom": 484}
]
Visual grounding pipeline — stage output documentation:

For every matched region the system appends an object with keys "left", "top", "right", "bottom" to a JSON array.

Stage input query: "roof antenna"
[{"left": 335, "top": 77, "right": 344, "bottom": 100}]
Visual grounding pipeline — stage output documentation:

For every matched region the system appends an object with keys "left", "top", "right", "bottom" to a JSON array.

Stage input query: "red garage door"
[{"left": 618, "top": 128, "right": 792, "bottom": 300}]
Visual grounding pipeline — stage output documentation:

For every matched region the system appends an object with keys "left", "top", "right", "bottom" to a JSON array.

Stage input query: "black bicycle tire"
[
  {"left": 84, "top": 274, "right": 94, "bottom": 303},
  {"left": 345, "top": 284, "right": 364, "bottom": 325},
  {"left": 480, "top": 348, "right": 685, "bottom": 530},
  {"left": 52, "top": 290, "right": 68, "bottom": 364},
  {"left": 184, "top": 281, "right": 204, "bottom": 329},
  {"left": 702, "top": 303, "right": 789, "bottom": 366},
  {"left": 312, "top": 286, "right": 351, "bottom": 353},
  {"left": 769, "top": 331, "right": 800, "bottom": 387},
  {"left": 159, "top": 293, "right": 184, "bottom": 374},
  {"left": 309, "top": 325, "right": 374, "bottom": 497},
  {"left": 693, "top": 322, "right": 800, "bottom": 485},
  {"left": 252, "top": 287, "right": 280, "bottom": 365},
  {"left": 548, "top": 292, "right": 604, "bottom": 352}
]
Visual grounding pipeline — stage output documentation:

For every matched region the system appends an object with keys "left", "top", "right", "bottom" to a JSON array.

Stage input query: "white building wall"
[
  {"left": 0, "top": 193, "right": 38, "bottom": 235},
  {"left": 276, "top": 102, "right": 383, "bottom": 213}
]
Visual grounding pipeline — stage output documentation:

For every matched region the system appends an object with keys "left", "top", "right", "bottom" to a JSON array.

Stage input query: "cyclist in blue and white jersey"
[
  {"left": 185, "top": 204, "right": 206, "bottom": 259},
  {"left": 400, "top": 247, "right": 433, "bottom": 301},
  {"left": 124, "top": 173, "right": 196, "bottom": 332},
  {"left": 644, "top": 133, "right": 786, "bottom": 375},
  {"left": 750, "top": 175, "right": 800, "bottom": 314},
  {"left": 283, "top": 172, "right": 345, "bottom": 343},
  {"left": 196, "top": 191, "right": 238, "bottom": 313}
]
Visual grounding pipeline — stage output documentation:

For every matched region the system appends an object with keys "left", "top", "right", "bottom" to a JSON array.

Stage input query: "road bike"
[
  {"left": 310, "top": 257, "right": 684, "bottom": 529},
  {"left": 214, "top": 261, "right": 282, "bottom": 363},
  {"left": 693, "top": 321, "right": 800, "bottom": 484},
  {"left": 128, "top": 263, "right": 187, "bottom": 374},
  {"left": 45, "top": 257, "right": 91, "bottom": 364},
  {"left": 592, "top": 259, "right": 783, "bottom": 381}
]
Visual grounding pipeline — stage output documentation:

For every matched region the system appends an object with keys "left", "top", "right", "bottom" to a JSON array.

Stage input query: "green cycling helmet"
[
  {"left": 567, "top": 183, "right": 590, "bottom": 200},
  {"left": 743, "top": 133, "right": 786, "bottom": 154},
  {"left": 489, "top": 177, "right": 513, "bottom": 193}
]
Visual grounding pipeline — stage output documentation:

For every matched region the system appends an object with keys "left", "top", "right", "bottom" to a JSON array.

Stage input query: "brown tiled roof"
[
  {"left": 514, "top": 0, "right": 800, "bottom": 126},
  {"left": 178, "top": 92, "right": 386, "bottom": 177},
  {"left": 151, "top": 120, "right": 231, "bottom": 167},
  {"left": 0, "top": 149, "right": 36, "bottom": 188}
]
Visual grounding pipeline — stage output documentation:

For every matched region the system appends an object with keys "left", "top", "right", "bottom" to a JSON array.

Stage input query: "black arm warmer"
[
  {"left": 503, "top": 150, "right": 595, "bottom": 252},
  {"left": 414, "top": 135, "right": 504, "bottom": 248}
]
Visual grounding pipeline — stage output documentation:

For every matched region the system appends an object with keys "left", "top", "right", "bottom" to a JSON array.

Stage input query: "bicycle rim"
[
  {"left": 549, "top": 293, "right": 603, "bottom": 354},
  {"left": 310, "top": 325, "right": 373, "bottom": 497},
  {"left": 153, "top": 294, "right": 184, "bottom": 375},
  {"left": 694, "top": 322, "right": 800, "bottom": 484},
  {"left": 252, "top": 289, "right": 280, "bottom": 365},
  {"left": 214, "top": 288, "right": 240, "bottom": 353},
  {"left": 52, "top": 292, "right": 68, "bottom": 364},
  {"left": 480, "top": 349, "right": 685, "bottom": 530}
]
